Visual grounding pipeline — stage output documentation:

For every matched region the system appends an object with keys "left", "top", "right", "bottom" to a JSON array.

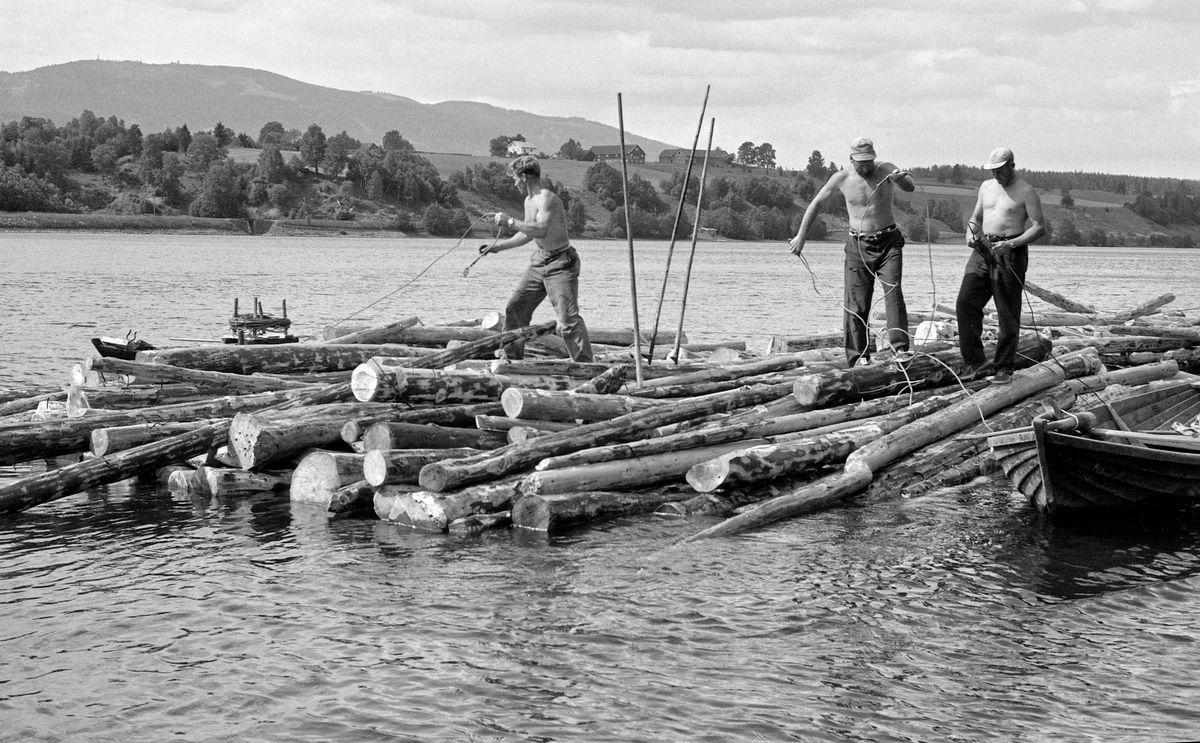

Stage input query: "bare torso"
[
  {"left": 526, "top": 189, "right": 570, "bottom": 252},
  {"left": 979, "top": 177, "right": 1037, "bottom": 236},
  {"left": 838, "top": 161, "right": 902, "bottom": 232}
]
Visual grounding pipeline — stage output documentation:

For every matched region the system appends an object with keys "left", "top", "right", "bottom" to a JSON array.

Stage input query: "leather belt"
[{"left": 849, "top": 224, "right": 898, "bottom": 239}]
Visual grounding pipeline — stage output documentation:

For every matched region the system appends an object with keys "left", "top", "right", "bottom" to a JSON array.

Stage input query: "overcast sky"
[{"left": 5, "top": 0, "right": 1198, "bottom": 179}]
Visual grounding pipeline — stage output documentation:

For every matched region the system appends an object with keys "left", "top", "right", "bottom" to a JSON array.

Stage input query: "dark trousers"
[
  {"left": 843, "top": 230, "right": 909, "bottom": 366},
  {"left": 955, "top": 247, "right": 1028, "bottom": 373},
  {"left": 502, "top": 246, "right": 593, "bottom": 362}
]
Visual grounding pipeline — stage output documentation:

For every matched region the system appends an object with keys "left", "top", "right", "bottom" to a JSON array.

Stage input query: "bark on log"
[
  {"left": 87, "top": 356, "right": 315, "bottom": 393},
  {"left": 791, "top": 333, "right": 1050, "bottom": 410},
  {"left": 1022, "top": 280, "right": 1098, "bottom": 315},
  {"left": 761, "top": 332, "right": 843, "bottom": 354},
  {"left": 521, "top": 440, "right": 767, "bottom": 496},
  {"left": 290, "top": 450, "right": 368, "bottom": 506},
  {"left": 684, "top": 391, "right": 971, "bottom": 492},
  {"left": 328, "top": 479, "right": 376, "bottom": 515},
  {"left": 204, "top": 468, "right": 288, "bottom": 496},
  {"left": 374, "top": 478, "right": 522, "bottom": 531},
  {"left": 0, "top": 390, "right": 313, "bottom": 466},
  {"left": 448, "top": 511, "right": 512, "bottom": 535},
  {"left": 536, "top": 387, "right": 972, "bottom": 472},
  {"left": 92, "top": 419, "right": 226, "bottom": 456},
  {"left": 636, "top": 355, "right": 805, "bottom": 389},
  {"left": 574, "top": 365, "right": 629, "bottom": 395},
  {"left": 491, "top": 359, "right": 708, "bottom": 379},
  {"left": 363, "top": 447, "right": 482, "bottom": 487},
  {"left": 1110, "top": 292, "right": 1175, "bottom": 322},
  {"left": 1053, "top": 335, "right": 1192, "bottom": 353},
  {"left": 419, "top": 382, "right": 796, "bottom": 492},
  {"left": 0, "top": 421, "right": 232, "bottom": 514},
  {"left": 501, "top": 388, "right": 666, "bottom": 422},
  {"left": 1108, "top": 324, "right": 1200, "bottom": 342},
  {"left": 136, "top": 343, "right": 456, "bottom": 375},
  {"left": 512, "top": 488, "right": 696, "bottom": 532},
  {"left": 322, "top": 316, "right": 422, "bottom": 344},
  {"left": 474, "top": 415, "right": 575, "bottom": 434},
  {"left": 683, "top": 349, "right": 1102, "bottom": 540},
  {"left": 627, "top": 370, "right": 812, "bottom": 399},
  {"left": 340, "top": 402, "right": 504, "bottom": 444},
  {"left": 361, "top": 421, "right": 507, "bottom": 452},
  {"left": 351, "top": 364, "right": 572, "bottom": 404},
  {"left": 227, "top": 402, "right": 401, "bottom": 469}
]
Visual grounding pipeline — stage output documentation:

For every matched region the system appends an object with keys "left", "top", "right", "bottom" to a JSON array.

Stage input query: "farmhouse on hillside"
[
  {"left": 658, "top": 147, "right": 733, "bottom": 166},
  {"left": 507, "top": 141, "right": 539, "bottom": 157},
  {"left": 588, "top": 144, "right": 645, "bottom": 164}
]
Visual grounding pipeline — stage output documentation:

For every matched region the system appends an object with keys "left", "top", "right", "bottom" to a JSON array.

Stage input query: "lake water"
[{"left": 3, "top": 232, "right": 1200, "bottom": 742}]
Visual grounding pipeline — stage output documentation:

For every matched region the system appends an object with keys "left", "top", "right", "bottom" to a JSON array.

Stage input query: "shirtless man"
[
  {"left": 482, "top": 155, "right": 593, "bottom": 362},
  {"left": 789, "top": 137, "right": 915, "bottom": 366},
  {"left": 955, "top": 147, "right": 1045, "bottom": 384}
]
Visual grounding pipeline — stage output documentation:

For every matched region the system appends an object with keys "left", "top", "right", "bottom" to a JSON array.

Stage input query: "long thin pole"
[
  {"left": 647, "top": 84, "right": 710, "bottom": 362},
  {"left": 670, "top": 117, "right": 715, "bottom": 363},
  {"left": 617, "top": 93, "right": 645, "bottom": 386}
]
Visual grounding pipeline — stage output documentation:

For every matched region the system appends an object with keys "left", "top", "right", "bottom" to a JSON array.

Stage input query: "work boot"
[{"left": 990, "top": 370, "right": 1012, "bottom": 385}]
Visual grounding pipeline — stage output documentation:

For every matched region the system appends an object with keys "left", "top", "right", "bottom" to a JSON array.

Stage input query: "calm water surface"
[{"left": 2, "top": 233, "right": 1200, "bottom": 742}]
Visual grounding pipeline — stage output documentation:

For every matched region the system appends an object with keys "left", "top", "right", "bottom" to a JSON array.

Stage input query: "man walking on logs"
[
  {"left": 789, "top": 137, "right": 916, "bottom": 367},
  {"left": 481, "top": 155, "right": 594, "bottom": 362},
  {"left": 956, "top": 147, "right": 1045, "bottom": 385}
]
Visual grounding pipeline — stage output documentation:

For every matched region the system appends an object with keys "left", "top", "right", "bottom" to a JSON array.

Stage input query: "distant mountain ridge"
[{"left": 0, "top": 60, "right": 676, "bottom": 158}]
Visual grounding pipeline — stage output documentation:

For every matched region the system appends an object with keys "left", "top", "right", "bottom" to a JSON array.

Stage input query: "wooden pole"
[
  {"left": 647, "top": 84, "right": 710, "bottom": 361},
  {"left": 670, "top": 117, "right": 715, "bottom": 362},
  {"left": 616, "top": 92, "right": 645, "bottom": 387}
]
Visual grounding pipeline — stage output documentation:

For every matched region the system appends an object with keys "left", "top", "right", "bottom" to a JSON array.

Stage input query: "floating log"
[
  {"left": 0, "top": 391, "right": 67, "bottom": 418},
  {"left": 136, "top": 343, "right": 452, "bottom": 375},
  {"left": 627, "top": 370, "right": 812, "bottom": 399},
  {"left": 227, "top": 402, "right": 401, "bottom": 470},
  {"left": 374, "top": 478, "right": 522, "bottom": 531},
  {"left": 520, "top": 440, "right": 769, "bottom": 496},
  {"left": 91, "top": 419, "right": 226, "bottom": 456},
  {"left": 0, "top": 389, "right": 314, "bottom": 466},
  {"left": 448, "top": 511, "right": 512, "bottom": 535},
  {"left": 536, "top": 387, "right": 972, "bottom": 472},
  {"left": 419, "top": 382, "right": 795, "bottom": 492},
  {"left": 684, "top": 391, "right": 972, "bottom": 492},
  {"left": 290, "top": 451, "right": 367, "bottom": 506},
  {"left": 166, "top": 467, "right": 199, "bottom": 493},
  {"left": 760, "top": 332, "right": 843, "bottom": 354},
  {"left": 360, "top": 421, "right": 507, "bottom": 452},
  {"left": 574, "top": 364, "right": 630, "bottom": 394},
  {"left": 1022, "top": 280, "right": 1098, "bottom": 315},
  {"left": 512, "top": 487, "right": 696, "bottom": 532},
  {"left": 507, "top": 426, "right": 555, "bottom": 444},
  {"left": 328, "top": 479, "right": 376, "bottom": 515},
  {"left": 791, "top": 333, "right": 1050, "bottom": 410},
  {"left": 1064, "top": 360, "right": 1179, "bottom": 393},
  {"left": 87, "top": 356, "right": 316, "bottom": 393},
  {"left": 491, "top": 359, "right": 708, "bottom": 379},
  {"left": 1108, "top": 324, "right": 1200, "bottom": 342},
  {"left": 588, "top": 328, "right": 685, "bottom": 347},
  {"left": 0, "top": 421, "right": 232, "bottom": 514},
  {"left": 656, "top": 471, "right": 826, "bottom": 518},
  {"left": 1053, "top": 335, "right": 1192, "bottom": 353},
  {"left": 204, "top": 468, "right": 288, "bottom": 496},
  {"left": 322, "top": 316, "right": 422, "bottom": 344},
  {"left": 474, "top": 415, "right": 575, "bottom": 434},
  {"left": 636, "top": 355, "right": 805, "bottom": 389},
  {"left": 340, "top": 402, "right": 504, "bottom": 444},
  {"left": 362, "top": 447, "right": 481, "bottom": 487},
  {"left": 1110, "top": 292, "right": 1175, "bottom": 322},
  {"left": 683, "top": 349, "right": 1102, "bottom": 540},
  {"left": 351, "top": 364, "right": 572, "bottom": 403},
  {"left": 500, "top": 388, "right": 665, "bottom": 422}
]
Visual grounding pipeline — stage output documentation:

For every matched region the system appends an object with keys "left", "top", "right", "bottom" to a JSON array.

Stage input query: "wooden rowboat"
[
  {"left": 987, "top": 380, "right": 1200, "bottom": 517},
  {"left": 90, "top": 334, "right": 156, "bottom": 360}
]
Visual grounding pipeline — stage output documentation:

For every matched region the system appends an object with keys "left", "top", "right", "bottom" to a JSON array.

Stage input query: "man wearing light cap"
[
  {"left": 789, "top": 136, "right": 915, "bottom": 367},
  {"left": 955, "top": 147, "right": 1045, "bottom": 384},
  {"left": 481, "top": 155, "right": 593, "bottom": 362}
]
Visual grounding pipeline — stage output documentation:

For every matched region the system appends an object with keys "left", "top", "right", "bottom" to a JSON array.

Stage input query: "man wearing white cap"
[
  {"left": 789, "top": 136, "right": 915, "bottom": 366},
  {"left": 955, "top": 147, "right": 1045, "bottom": 384}
]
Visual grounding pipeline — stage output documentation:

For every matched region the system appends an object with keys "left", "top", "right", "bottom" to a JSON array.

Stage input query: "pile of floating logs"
[{"left": 2, "top": 287, "right": 1199, "bottom": 540}]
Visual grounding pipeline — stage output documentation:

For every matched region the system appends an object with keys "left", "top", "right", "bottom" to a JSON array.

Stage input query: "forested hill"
[{"left": 0, "top": 60, "right": 673, "bottom": 158}]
